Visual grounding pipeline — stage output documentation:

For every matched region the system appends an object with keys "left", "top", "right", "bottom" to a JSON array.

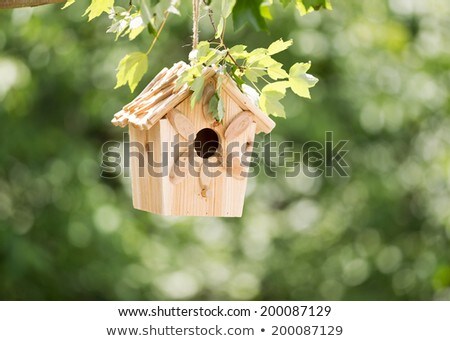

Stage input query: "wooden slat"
[
  {"left": 142, "top": 85, "right": 191, "bottom": 127},
  {"left": 113, "top": 66, "right": 225, "bottom": 131},
  {"left": 122, "top": 62, "right": 185, "bottom": 112},
  {"left": 220, "top": 75, "right": 276, "bottom": 134},
  {"left": 123, "top": 68, "right": 169, "bottom": 112},
  {"left": 127, "top": 74, "right": 174, "bottom": 113},
  {"left": 121, "top": 68, "right": 216, "bottom": 130},
  {"left": 131, "top": 87, "right": 174, "bottom": 117},
  {"left": 111, "top": 110, "right": 125, "bottom": 126},
  {"left": 113, "top": 63, "right": 275, "bottom": 136},
  {"left": 129, "top": 126, "right": 152, "bottom": 212}
]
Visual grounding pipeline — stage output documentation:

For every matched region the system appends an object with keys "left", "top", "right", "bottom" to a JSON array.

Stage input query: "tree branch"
[{"left": 0, "top": 0, "right": 65, "bottom": 9}]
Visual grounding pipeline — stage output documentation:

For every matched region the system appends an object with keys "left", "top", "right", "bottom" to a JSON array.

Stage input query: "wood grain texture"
[
  {"left": 225, "top": 111, "right": 252, "bottom": 141},
  {"left": 169, "top": 152, "right": 189, "bottom": 185},
  {"left": 129, "top": 93, "right": 254, "bottom": 217},
  {"left": 199, "top": 163, "right": 212, "bottom": 189},
  {"left": 123, "top": 68, "right": 168, "bottom": 112},
  {"left": 113, "top": 64, "right": 217, "bottom": 131},
  {"left": 122, "top": 65, "right": 268, "bottom": 217},
  {"left": 166, "top": 109, "right": 196, "bottom": 141},
  {"left": 0, "top": 0, "right": 64, "bottom": 8},
  {"left": 130, "top": 120, "right": 176, "bottom": 215},
  {"left": 129, "top": 126, "right": 153, "bottom": 212},
  {"left": 113, "top": 63, "right": 276, "bottom": 135},
  {"left": 219, "top": 74, "right": 276, "bottom": 134},
  {"left": 166, "top": 92, "right": 253, "bottom": 216}
]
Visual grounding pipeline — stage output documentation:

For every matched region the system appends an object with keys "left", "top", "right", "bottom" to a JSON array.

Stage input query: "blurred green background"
[{"left": 1, "top": 0, "right": 450, "bottom": 300}]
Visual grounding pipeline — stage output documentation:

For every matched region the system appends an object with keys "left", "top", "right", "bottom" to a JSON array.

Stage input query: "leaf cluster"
[
  {"left": 178, "top": 38, "right": 318, "bottom": 119},
  {"left": 106, "top": 6, "right": 145, "bottom": 41},
  {"left": 231, "top": 0, "right": 332, "bottom": 31},
  {"left": 64, "top": 0, "right": 327, "bottom": 117}
]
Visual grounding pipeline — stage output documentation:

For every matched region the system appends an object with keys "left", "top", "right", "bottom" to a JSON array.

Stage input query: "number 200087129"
[
  {"left": 272, "top": 325, "right": 343, "bottom": 336},
  {"left": 260, "top": 305, "right": 332, "bottom": 317}
]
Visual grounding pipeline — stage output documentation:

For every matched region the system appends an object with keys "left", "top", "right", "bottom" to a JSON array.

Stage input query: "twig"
[
  {"left": 226, "top": 50, "right": 243, "bottom": 70},
  {"left": 203, "top": 0, "right": 217, "bottom": 33},
  {"left": 146, "top": 10, "right": 171, "bottom": 55},
  {"left": 201, "top": 0, "right": 243, "bottom": 72},
  {"left": 0, "top": 0, "right": 64, "bottom": 8},
  {"left": 249, "top": 80, "right": 262, "bottom": 94}
]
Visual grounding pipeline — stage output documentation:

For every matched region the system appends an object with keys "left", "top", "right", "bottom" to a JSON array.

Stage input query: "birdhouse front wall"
[{"left": 128, "top": 89, "right": 257, "bottom": 217}]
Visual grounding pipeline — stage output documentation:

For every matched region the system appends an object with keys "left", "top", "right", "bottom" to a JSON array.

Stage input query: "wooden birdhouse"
[{"left": 112, "top": 61, "right": 275, "bottom": 217}]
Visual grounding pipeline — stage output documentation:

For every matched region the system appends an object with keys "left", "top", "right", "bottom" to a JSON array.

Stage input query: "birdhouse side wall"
[{"left": 128, "top": 124, "right": 167, "bottom": 214}]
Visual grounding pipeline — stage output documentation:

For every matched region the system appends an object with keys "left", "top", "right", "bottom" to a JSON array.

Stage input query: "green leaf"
[
  {"left": 167, "top": 4, "right": 180, "bottom": 15},
  {"left": 254, "top": 55, "right": 289, "bottom": 80},
  {"left": 129, "top": 26, "right": 146, "bottom": 40},
  {"left": 254, "top": 55, "right": 275, "bottom": 67},
  {"left": 242, "top": 84, "right": 260, "bottom": 106},
  {"left": 84, "top": 0, "right": 114, "bottom": 21},
  {"left": 139, "top": 0, "right": 177, "bottom": 29},
  {"left": 232, "top": 0, "right": 268, "bottom": 31},
  {"left": 128, "top": 15, "right": 145, "bottom": 40},
  {"left": 147, "top": 22, "right": 157, "bottom": 36},
  {"left": 260, "top": 0, "right": 273, "bottom": 20},
  {"left": 289, "top": 62, "right": 319, "bottom": 99},
  {"left": 247, "top": 48, "right": 269, "bottom": 65},
  {"left": 228, "top": 45, "right": 248, "bottom": 59},
  {"left": 190, "top": 42, "right": 226, "bottom": 68},
  {"left": 268, "top": 38, "right": 293, "bottom": 55},
  {"left": 217, "top": 97, "right": 225, "bottom": 121},
  {"left": 295, "top": 0, "right": 332, "bottom": 15},
  {"left": 259, "top": 83, "right": 286, "bottom": 117},
  {"left": 209, "top": 93, "right": 219, "bottom": 120},
  {"left": 190, "top": 76, "right": 205, "bottom": 108},
  {"left": 259, "top": 82, "right": 290, "bottom": 117},
  {"left": 199, "top": 50, "right": 215, "bottom": 63},
  {"left": 216, "top": 17, "right": 224, "bottom": 39},
  {"left": 208, "top": 93, "right": 224, "bottom": 122},
  {"left": 204, "top": 50, "right": 227, "bottom": 66},
  {"left": 222, "top": 0, "right": 236, "bottom": 19},
  {"left": 231, "top": 71, "right": 245, "bottom": 88},
  {"left": 267, "top": 62, "right": 289, "bottom": 80},
  {"left": 139, "top": 0, "right": 154, "bottom": 24},
  {"left": 62, "top": 0, "right": 75, "bottom": 9},
  {"left": 196, "top": 41, "right": 211, "bottom": 60},
  {"left": 115, "top": 52, "right": 148, "bottom": 93},
  {"left": 263, "top": 81, "right": 290, "bottom": 94},
  {"left": 111, "top": 6, "right": 127, "bottom": 16},
  {"left": 175, "top": 65, "right": 202, "bottom": 90},
  {"left": 107, "top": 18, "right": 129, "bottom": 40},
  {"left": 244, "top": 68, "right": 266, "bottom": 82},
  {"left": 278, "top": 0, "right": 332, "bottom": 15}
]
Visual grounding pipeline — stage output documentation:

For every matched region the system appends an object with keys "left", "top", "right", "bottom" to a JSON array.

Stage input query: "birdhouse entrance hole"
[{"left": 194, "top": 128, "right": 219, "bottom": 159}]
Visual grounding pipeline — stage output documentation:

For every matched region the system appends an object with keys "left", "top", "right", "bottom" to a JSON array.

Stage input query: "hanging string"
[{"left": 192, "top": 0, "right": 200, "bottom": 49}]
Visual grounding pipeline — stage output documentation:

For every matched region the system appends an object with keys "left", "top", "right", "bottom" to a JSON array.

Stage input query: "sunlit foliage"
[{"left": 0, "top": 0, "right": 449, "bottom": 300}]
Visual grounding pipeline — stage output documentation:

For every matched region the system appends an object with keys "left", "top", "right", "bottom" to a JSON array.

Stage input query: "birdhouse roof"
[{"left": 112, "top": 61, "right": 276, "bottom": 133}]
